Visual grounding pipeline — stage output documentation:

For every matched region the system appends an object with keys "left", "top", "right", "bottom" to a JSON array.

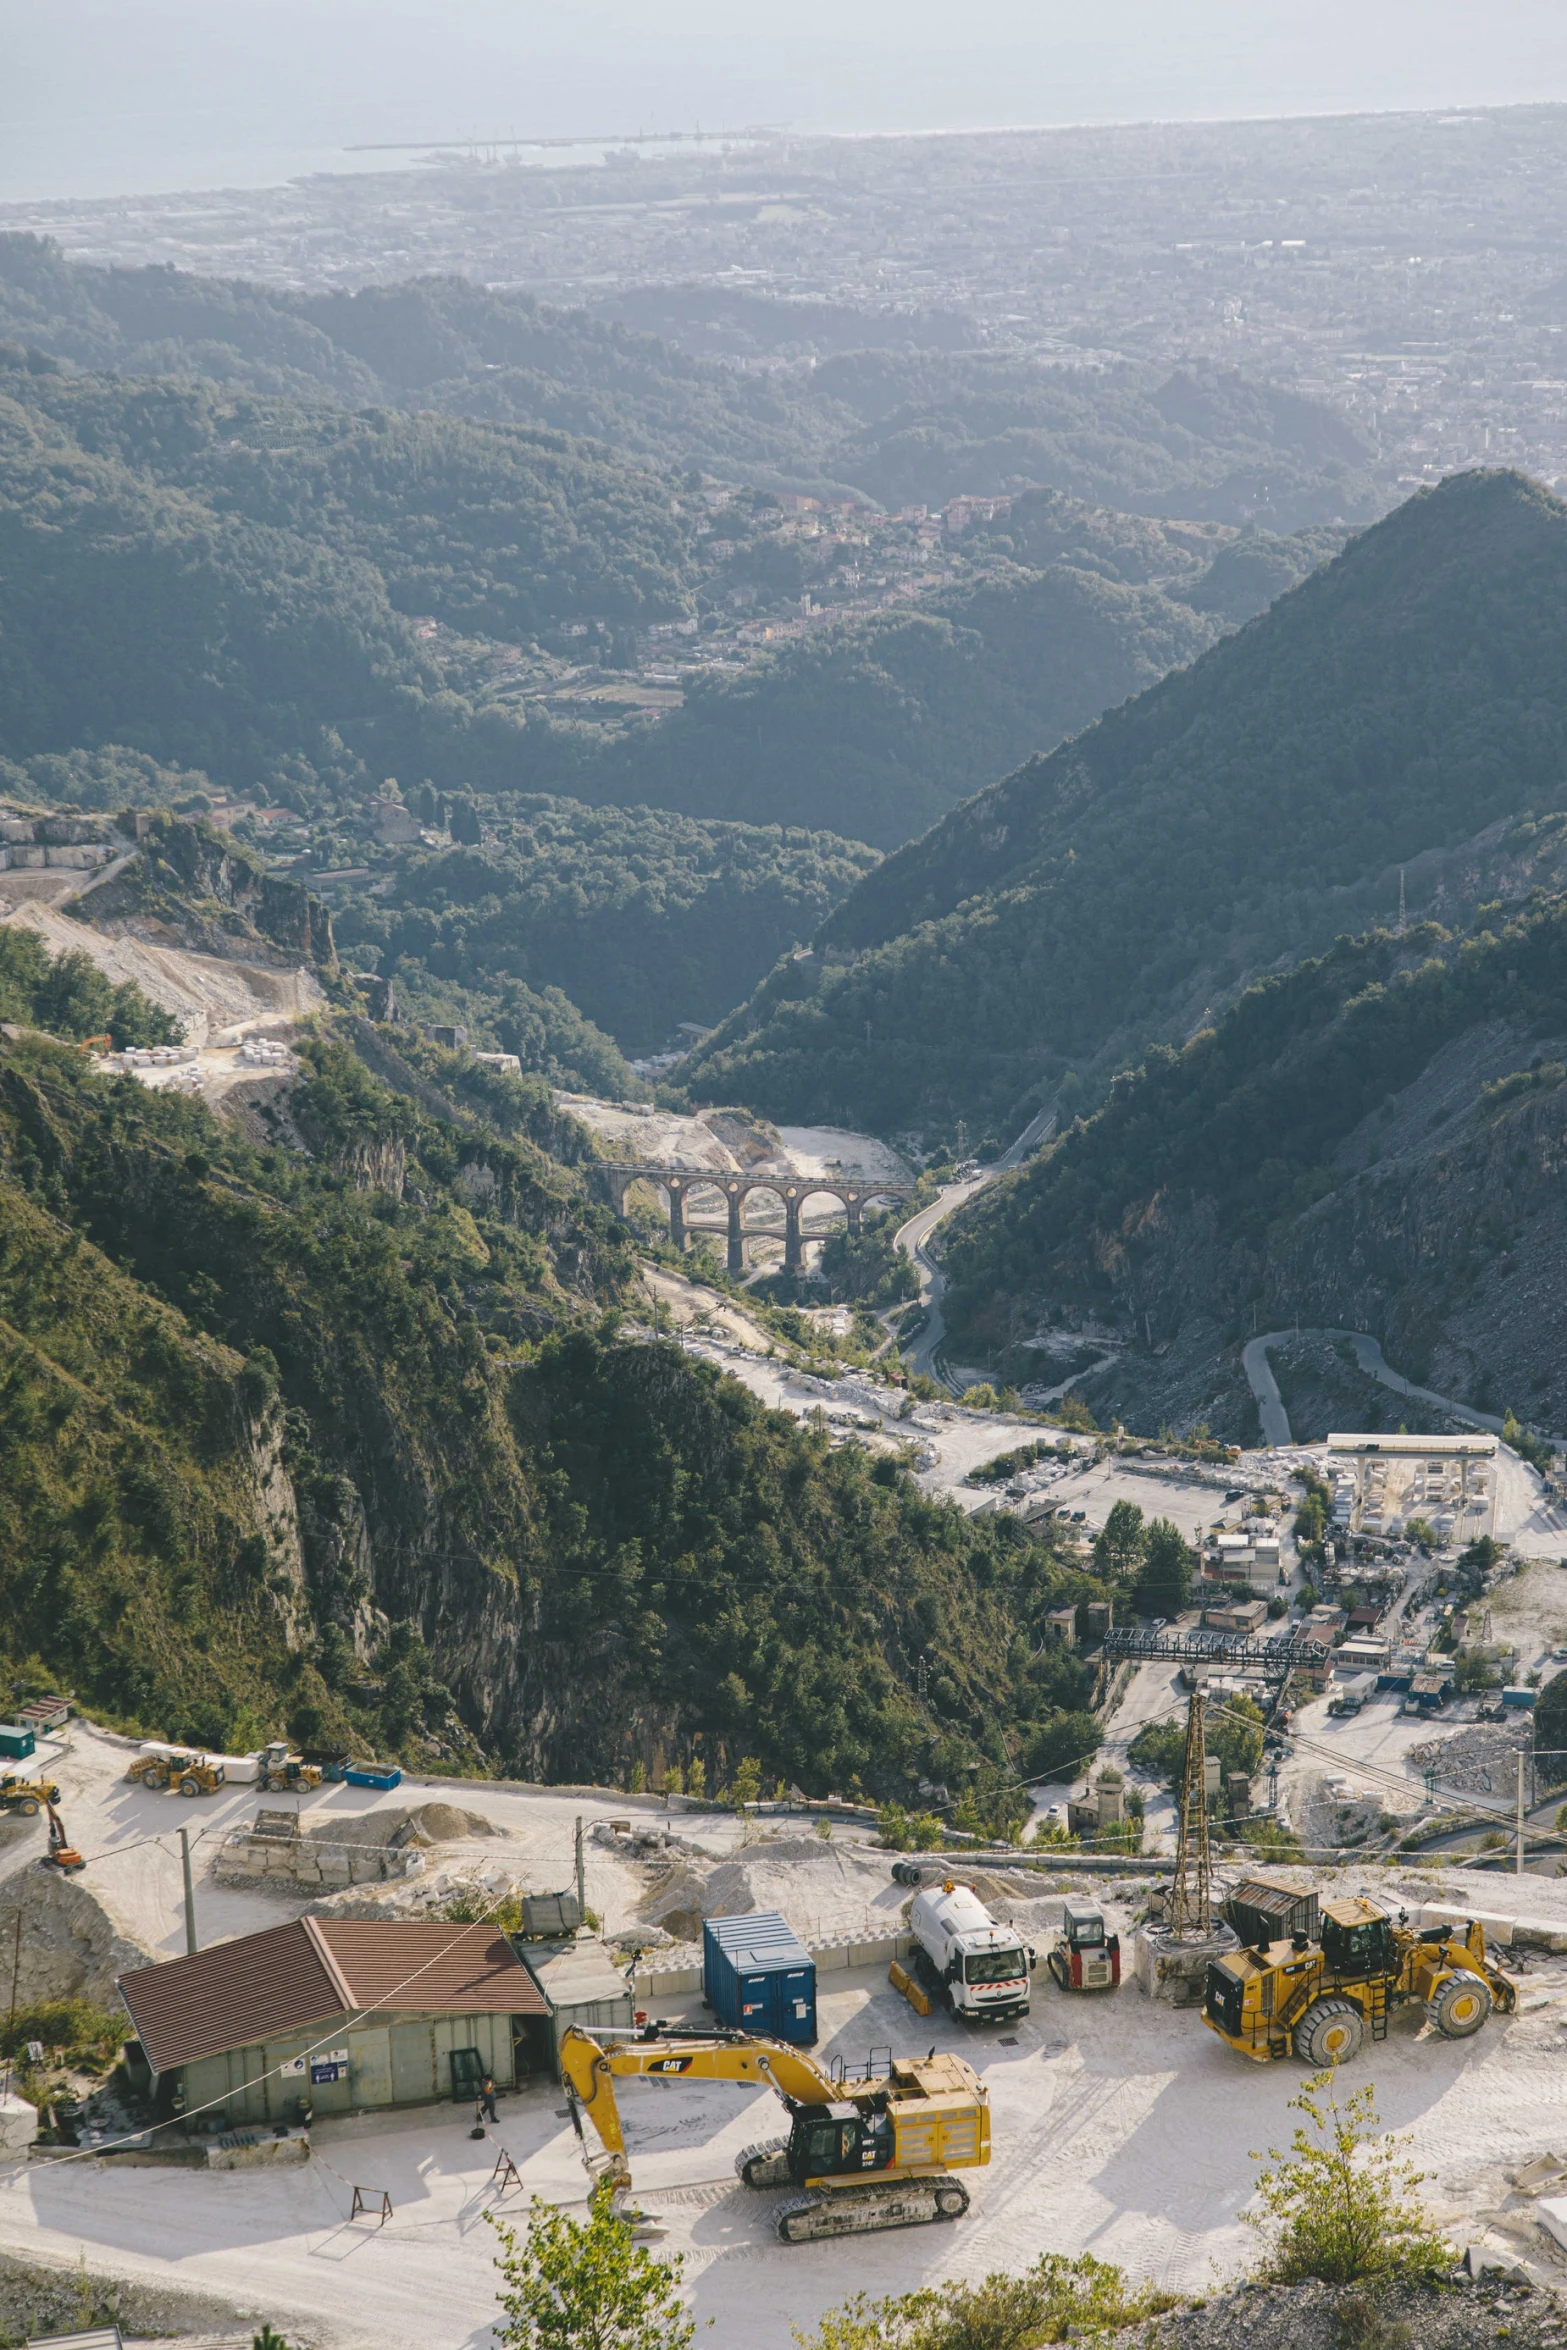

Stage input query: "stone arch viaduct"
[{"left": 602, "top": 1164, "right": 913, "bottom": 1275}]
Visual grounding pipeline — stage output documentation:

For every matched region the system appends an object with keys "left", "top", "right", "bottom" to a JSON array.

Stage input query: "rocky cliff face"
[{"left": 82, "top": 813, "right": 335, "bottom": 969}]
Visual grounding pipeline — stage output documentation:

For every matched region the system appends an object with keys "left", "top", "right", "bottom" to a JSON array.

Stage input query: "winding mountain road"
[
  {"left": 895, "top": 1109, "right": 1056, "bottom": 1387},
  {"left": 1241, "top": 1327, "right": 1507, "bottom": 1448}
]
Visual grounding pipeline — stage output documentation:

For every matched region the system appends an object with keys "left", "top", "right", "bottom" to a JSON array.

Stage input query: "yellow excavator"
[
  {"left": 558, "top": 2023, "right": 989, "bottom": 2243},
  {"left": 1203, "top": 1896, "right": 1517, "bottom": 2065}
]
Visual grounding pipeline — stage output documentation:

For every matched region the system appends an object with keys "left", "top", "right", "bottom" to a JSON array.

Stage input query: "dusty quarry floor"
[
  {"left": 6, "top": 1941, "right": 1567, "bottom": 2350},
  {"left": 7, "top": 1724, "right": 1567, "bottom": 2344}
]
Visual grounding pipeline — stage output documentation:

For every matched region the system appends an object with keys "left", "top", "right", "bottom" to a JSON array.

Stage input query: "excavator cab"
[{"left": 789, "top": 2103, "right": 896, "bottom": 2183}]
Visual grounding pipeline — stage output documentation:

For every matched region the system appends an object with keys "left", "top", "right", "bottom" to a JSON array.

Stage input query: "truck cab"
[
  {"left": 908, "top": 1881, "right": 1033, "bottom": 2023},
  {"left": 1047, "top": 1900, "right": 1121, "bottom": 1992}
]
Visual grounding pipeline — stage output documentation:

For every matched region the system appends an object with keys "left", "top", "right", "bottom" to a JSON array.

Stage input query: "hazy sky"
[{"left": 4, "top": 0, "right": 1566, "bottom": 202}]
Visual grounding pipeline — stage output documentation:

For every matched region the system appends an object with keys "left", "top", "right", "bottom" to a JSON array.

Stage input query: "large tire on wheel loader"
[
  {"left": 1428, "top": 1969, "right": 1490, "bottom": 2039},
  {"left": 1292, "top": 1997, "right": 1366, "bottom": 2067}
]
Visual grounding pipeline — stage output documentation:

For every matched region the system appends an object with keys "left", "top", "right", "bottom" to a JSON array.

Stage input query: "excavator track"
[
  {"left": 735, "top": 2138, "right": 791, "bottom": 2189},
  {"left": 773, "top": 2175, "right": 969, "bottom": 2242}
]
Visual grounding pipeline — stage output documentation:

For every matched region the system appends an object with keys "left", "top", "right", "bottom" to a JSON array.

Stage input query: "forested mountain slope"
[
  {"left": 682, "top": 472, "right": 1567, "bottom": 1139},
  {"left": 0, "top": 350, "right": 694, "bottom": 790},
  {"left": 566, "top": 564, "right": 1221, "bottom": 848},
  {"left": 0, "top": 340, "right": 1348, "bottom": 861},
  {"left": 942, "top": 869, "right": 1567, "bottom": 1440},
  {"left": 0, "top": 997, "right": 1100, "bottom": 1792},
  {"left": 0, "top": 236, "right": 1382, "bottom": 523},
  {"left": 332, "top": 799, "right": 881, "bottom": 1053}
]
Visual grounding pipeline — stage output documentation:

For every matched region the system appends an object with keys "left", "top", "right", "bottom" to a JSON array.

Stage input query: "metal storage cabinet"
[{"left": 703, "top": 1913, "right": 816, "bottom": 2044}]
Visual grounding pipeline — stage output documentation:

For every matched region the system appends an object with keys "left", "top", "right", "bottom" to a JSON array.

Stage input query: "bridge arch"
[{"left": 602, "top": 1163, "right": 913, "bottom": 1274}]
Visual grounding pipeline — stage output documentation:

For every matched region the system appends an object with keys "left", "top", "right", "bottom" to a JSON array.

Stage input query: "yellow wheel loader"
[
  {"left": 256, "top": 1743, "right": 322, "bottom": 1794},
  {"left": 1202, "top": 1896, "right": 1516, "bottom": 2066},
  {"left": 559, "top": 2022, "right": 989, "bottom": 2242},
  {"left": 0, "top": 1775, "right": 62, "bottom": 1817},
  {"left": 127, "top": 1751, "right": 227, "bottom": 1797}
]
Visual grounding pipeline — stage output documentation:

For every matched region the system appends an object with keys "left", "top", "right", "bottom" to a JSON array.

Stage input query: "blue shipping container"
[
  {"left": 0, "top": 1726, "right": 34, "bottom": 1762},
  {"left": 703, "top": 1912, "right": 816, "bottom": 2044}
]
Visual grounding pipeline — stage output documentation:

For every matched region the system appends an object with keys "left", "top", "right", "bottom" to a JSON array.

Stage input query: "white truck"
[{"left": 907, "top": 1879, "right": 1034, "bottom": 2024}]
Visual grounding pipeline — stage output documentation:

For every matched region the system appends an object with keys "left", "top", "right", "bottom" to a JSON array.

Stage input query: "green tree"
[
  {"left": 1404, "top": 1516, "right": 1437, "bottom": 1551},
  {"left": 728, "top": 1756, "right": 762, "bottom": 1811},
  {"left": 489, "top": 2187, "right": 695, "bottom": 2350},
  {"left": 876, "top": 1803, "right": 945, "bottom": 1851},
  {"left": 1133, "top": 1516, "right": 1192, "bottom": 1618},
  {"left": 1018, "top": 1709, "right": 1101, "bottom": 1783},
  {"left": 1129, "top": 1693, "right": 1262, "bottom": 1793},
  {"left": 1246, "top": 2072, "right": 1452, "bottom": 2286},
  {"left": 1458, "top": 1535, "right": 1504, "bottom": 1578},
  {"left": 1092, "top": 1498, "right": 1146, "bottom": 1585},
  {"left": 950, "top": 1760, "right": 1030, "bottom": 1844}
]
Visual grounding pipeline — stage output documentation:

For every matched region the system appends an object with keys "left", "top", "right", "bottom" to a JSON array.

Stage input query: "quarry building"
[{"left": 117, "top": 1918, "right": 550, "bottom": 2125}]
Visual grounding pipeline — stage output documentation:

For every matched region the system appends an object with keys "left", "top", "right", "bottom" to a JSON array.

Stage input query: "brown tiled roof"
[
  {"left": 318, "top": 1920, "right": 546, "bottom": 2019},
  {"left": 119, "top": 1919, "right": 544, "bottom": 2074}
]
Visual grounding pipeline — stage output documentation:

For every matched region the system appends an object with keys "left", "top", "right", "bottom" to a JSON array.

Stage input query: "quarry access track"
[{"left": 1241, "top": 1328, "right": 1508, "bottom": 1448}]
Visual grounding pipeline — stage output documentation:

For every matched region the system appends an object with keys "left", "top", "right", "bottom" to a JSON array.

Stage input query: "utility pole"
[
  {"left": 179, "top": 1828, "right": 198, "bottom": 1956},
  {"left": 1516, "top": 1749, "right": 1527, "bottom": 1879},
  {"left": 1169, "top": 1688, "right": 1212, "bottom": 1939},
  {"left": 4, "top": 1913, "right": 20, "bottom": 2096},
  {"left": 574, "top": 1815, "right": 586, "bottom": 1922}
]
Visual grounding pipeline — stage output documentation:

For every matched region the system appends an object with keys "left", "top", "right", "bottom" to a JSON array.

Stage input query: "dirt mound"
[
  {"left": 0, "top": 1868, "right": 155, "bottom": 2004},
  {"left": 303, "top": 1802, "right": 496, "bottom": 1850},
  {"left": 639, "top": 1863, "right": 716, "bottom": 1943}
]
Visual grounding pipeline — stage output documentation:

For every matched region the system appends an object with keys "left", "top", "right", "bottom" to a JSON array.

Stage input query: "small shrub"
[
  {"left": 793, "top": 2254, "right": 1173, "bottom": 2349},
  {"left": 1246, "top": 2072, "right": 1452, "bottom": 2286}
]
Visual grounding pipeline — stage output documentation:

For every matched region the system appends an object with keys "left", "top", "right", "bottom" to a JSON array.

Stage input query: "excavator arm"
[{"left": 559, "top": 2026, "right": 840, "bottom": 2186}]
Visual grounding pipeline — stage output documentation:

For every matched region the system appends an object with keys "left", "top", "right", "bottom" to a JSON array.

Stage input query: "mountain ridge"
[{"left": 680, "top": 470, "right": 1567, "bottom": 1141}]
